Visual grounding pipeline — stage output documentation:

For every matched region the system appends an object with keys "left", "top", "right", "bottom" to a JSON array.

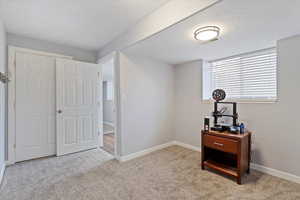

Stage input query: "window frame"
[{"left": 202, "top": 47, "right": 278, "bottom": 103}]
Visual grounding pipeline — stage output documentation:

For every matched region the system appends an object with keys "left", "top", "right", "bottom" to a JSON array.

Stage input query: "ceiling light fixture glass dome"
[{"left": 194, "top": 26, "right": 220, "bottom": 41}]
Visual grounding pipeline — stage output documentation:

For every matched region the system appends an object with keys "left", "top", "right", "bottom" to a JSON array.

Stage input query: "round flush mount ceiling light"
[{"left": 194, "top": 26, "right": 220, "bottom": 41}]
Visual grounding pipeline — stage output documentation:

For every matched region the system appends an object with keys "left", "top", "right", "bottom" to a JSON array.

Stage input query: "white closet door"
[
  {"left": 56, "top": 59, "right": 100, "bottom": 156},
  {"left": 16, "top": 52, "right": 56, "bottom": 162}
]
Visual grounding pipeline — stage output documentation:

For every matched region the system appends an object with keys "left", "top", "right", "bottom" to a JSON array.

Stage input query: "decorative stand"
[
  {"left": 212, "top": 101, "right": 238, "bottom": 127},
  {"left": 201, "top": 130, "right": 252, "bottom": 184}
]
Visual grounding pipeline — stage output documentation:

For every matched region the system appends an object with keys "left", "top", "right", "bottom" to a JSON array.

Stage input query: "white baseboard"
[
  {"left": 173, "top": 141, "right": 201, "bottom": 152},
  {"left": 103, "top": 131, "right": 114, "bottom": 134},
  {"left": 5, "top": 160, "right": 15, "bottom": 166},
  {"left": 114, "top": 155, "right": 122, "bottom": 162},
  {"left": 119, "top": 142, "right": 174, "bottom": 162},
  {"left": 251, "top": 163, "right": 300, "bottom": 184},
  {"left": 103, "top": 121, "right": 114, "bottom": 127},
  {"left": 173, "top": 141, "right": 300, "bottom": 184},
  {"left": 0, "top": 163, "right": 5, "bottom": 186},
  {"left": 115, "top": 140, "right": 300, "bottom": 184}
]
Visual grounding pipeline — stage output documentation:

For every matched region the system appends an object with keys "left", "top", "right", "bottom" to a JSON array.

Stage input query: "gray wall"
[
  {"left": 7, "top": 33, "right": 97, "bottom": 63},
  {"left": 119, "top": 52, "right": 174, "bottom": 156},
  {"left": 174, "top": 35, "right": 300, "bottom": 177},
  {"left": 0, "top": 18, "right": 6, "bottom": 175},
  {"left": 174, "top": 60, "right": 209, "bottom": 148}
]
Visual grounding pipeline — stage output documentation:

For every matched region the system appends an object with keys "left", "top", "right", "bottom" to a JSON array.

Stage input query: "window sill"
[{"left": 202, "top": 99, "right": 278, "bottom": 104}]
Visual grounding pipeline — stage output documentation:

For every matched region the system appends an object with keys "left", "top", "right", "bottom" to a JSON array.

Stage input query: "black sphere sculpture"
[{"left": 212, "top": 89, "right": 226, "bottom": 101}]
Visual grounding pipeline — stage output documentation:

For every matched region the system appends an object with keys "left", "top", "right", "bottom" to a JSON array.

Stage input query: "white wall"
[
  {"left": 7, "top": 33, "right": 97, "bottom": 63},
  {"left": 0, "top": 18, "right": 6, "bottom": 180},
  {"left": 174, "top": 35, "right": 300, "bottom": 177},
  {"left": 119, "top": 52, "right": 174, "bottom": 156},
  {"left": 98, "top": 0, "right": 221, "bottom": 58}
]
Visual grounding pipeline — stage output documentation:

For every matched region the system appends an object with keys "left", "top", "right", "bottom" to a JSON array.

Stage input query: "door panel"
[
  {"left": 64, "top": 117, "right": 77, "bottom": 145},
  {"left": 56, "top": 59, "right": 100, "bottom": 156},
  {"left": 15, "top": 52, "right": 56, "bottom": 162}
]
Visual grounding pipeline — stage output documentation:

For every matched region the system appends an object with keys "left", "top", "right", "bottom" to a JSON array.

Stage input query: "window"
[{"left": 203, "top": 48, "right": 277, "bottom": 102}]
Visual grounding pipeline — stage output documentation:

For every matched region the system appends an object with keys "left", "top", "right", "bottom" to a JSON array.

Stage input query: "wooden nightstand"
[{"left": 201, "top": 130, "right": 252, "bottom": 184}]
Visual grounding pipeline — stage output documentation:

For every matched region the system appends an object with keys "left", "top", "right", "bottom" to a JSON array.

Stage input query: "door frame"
[
  {"left": 7, "top": 46, "right": 72, "bottom": 165},
  {"left": 97, "top": 52, "right": 120, "bottom": 159}
]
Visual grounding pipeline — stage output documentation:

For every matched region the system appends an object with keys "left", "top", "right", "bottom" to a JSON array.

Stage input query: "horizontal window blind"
[{"left": 209, "top": 48, "right": 277, "bottom": 101}]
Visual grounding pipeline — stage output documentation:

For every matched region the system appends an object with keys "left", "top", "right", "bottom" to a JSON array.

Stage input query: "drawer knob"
[{"left": 214, "top": 142, "right": 224, "bottom": 146}]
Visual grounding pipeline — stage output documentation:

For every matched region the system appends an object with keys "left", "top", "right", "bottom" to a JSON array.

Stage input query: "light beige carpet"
[{"left": 1, "top": 146, "right": 300, "bottom": 200}]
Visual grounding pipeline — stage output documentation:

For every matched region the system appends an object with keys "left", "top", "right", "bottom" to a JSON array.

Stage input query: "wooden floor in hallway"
[{"left": 101, "top": 133, "right": 115, "bottom": 155}]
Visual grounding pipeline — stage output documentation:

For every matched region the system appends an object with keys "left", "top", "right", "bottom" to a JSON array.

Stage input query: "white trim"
[
  {"left": 173, "top": 141, "right": 201, "bottom": 152},
  {"left": 4, "top": 160, "right": 14, "bottom": 166},
  {"left": 103, "top": 121, "right": 114, "bottom": 134},
  {"left": 204, "top": 47, "right": 278, "bottom": 103},
  {"left": 97, "top": 52, "right": 120, "bottom": 158},
  {"left": 7, "top": 46, "right": 72, "bottom": 164},
  {"left": 0, "top": 163, "right": 5, "bottom": 186},
  {"left": 119, "top": 142, "right": 174, "bottom": 162},
  {"left": 113, "top": 52, "right": 121, "bottom": 159},
  {"left": 201, "top": 99, "right": 278, "bottom": 104},
  {"left": 173, "top": 141, "right": 300, "bottom": 184},
  {"left": 251, "top": 163, "right": 300, "bottom": 184},
  {"left": 103, "top": 121, "right": 114, "bottom": 127},
  {"left": 208, "top": 47, "right": 276, "bottom": 63},
  {"left": 97, "top": 147, "right": 115, "bottom": 159},
  {"left": 8, "top": 46, "right": 73, "bottom": 59},
  {"left": 117, "top": 140, "right": 300, "bottom": 184},
  {"left": 114, "top": 155, "right": 122, "bottom": 162}
]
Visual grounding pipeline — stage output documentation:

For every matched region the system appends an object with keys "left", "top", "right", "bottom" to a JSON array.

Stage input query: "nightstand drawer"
[{"left": 203, "top": 134, "right": 238, "bottom": 154}]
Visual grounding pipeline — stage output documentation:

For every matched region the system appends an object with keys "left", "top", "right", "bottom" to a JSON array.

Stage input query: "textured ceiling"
[
  {"left": 124, "top": 0, "right": 300, "bottom": 64},
  {"left": 0, "top": 0, "right": 170, "bottom": 50}
]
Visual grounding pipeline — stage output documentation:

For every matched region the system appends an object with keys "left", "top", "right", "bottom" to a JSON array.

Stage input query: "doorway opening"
[{"left": 100, "top": 57, "right": 115, "bottom": 155}]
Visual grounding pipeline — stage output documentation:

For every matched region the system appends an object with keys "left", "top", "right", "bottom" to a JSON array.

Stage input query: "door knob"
[{"left": 57, "top": 110, "right": 62, "bottom": 114}]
